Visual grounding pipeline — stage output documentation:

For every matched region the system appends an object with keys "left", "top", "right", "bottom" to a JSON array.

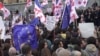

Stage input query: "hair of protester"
[
  {"left": 38, "top": 39, "right": 47, "bottom": 51},
  {"left": 57, "top": 49, "right": 71, "bottom": 56},
  {"left": 9, "top": 47, "right": 17, "bottom": 56},
  {"left": 71, "top": 50, "right": 81, "bottom": 56},
  {"left": 87, "top": 36, "right": 96, "bottom": 45},
  {"left": 52, "top": 39, "right": 63, "bottom": 52},
  {"left": 5, "top": 39, "right": 11, "bottom": 44},
  {"left": 70, "top": 37, "right": 82, "bottom": 46},
  {"left": 21, "top": 43, "right": 32, "bottom": 55},
  {"left": 3, "top": 43, "right": 10, "bottom": 50}
]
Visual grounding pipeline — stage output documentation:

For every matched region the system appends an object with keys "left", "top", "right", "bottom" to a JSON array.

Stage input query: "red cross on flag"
[
  {"left": 74, "top": 0, "right": 88, "bottom": 8},
  {"left": 52, "top": 0, "right": 63, "bottom": 22},
  {"left": 24, "top": 0, "right": 32, "bottom": 12},
  {"left": 34, "top": 0, "right": 46, "bottom": 23},
  {"left": 70, "top": 0, "right": 78, "bottom": 23},
  {"left": 0, "top": 2, "right": 10, "bottom": 19}
]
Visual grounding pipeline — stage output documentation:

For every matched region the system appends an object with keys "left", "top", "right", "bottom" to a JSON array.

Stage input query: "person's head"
[
  {"left": 81, "top": 38, "right": 87, "bottom": 49},
  {"left": 96, "top": 37, "right": 100, "bottom": 49},
  {"left": 52, "top": 40, "right": 63, "bottom": 52},
  {"left": 71, "top": 51, "right": 81, "bottom": 56},
  {"left": 85, "top": 44, "right": 97, "bottom": 52},
  {"left": 87, "top": 37, "right": 96, "bottom": 45},
  {"left": 71, "top": 28, "right": 79, "bottom": 38},
  {"left": 21, "top": 43, "right": 32, "bottom": 55},
  {"left": 70, "top": 37, "right": 82, "bottom": 46},
  {"left": 58, "top": 49, "right": 70, "bottom": 56},
  {"left": 54, "top": 39, "right": 63, "bottom": 47},
  {"left": 15, "top": 10, "right": 19, "bottom": 14},
  {"left": 5, "top": 39, "right": 11, "bottom": 44},
  {"left": 38, "top": 39, "right": 48, "bottom": 51},
  {"left": 9, "top": 47, "right": 17, "bottom": 56},
  {"left": 3, "top": 43, "right": 10, "bottom": 50}
]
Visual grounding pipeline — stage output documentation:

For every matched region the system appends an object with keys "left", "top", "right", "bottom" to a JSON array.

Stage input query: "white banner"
[
  {"left": 0, "top": 16, "right": 5, "bottom": 39},
  {"left": 44, "top": 16, "right": 57, "bottom": 31},
  {"left": 79, "top": 23, "right": 96, "bottom": 38}
]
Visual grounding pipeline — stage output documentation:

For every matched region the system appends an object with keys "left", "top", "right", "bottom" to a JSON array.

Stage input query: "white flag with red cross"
[
  {"left": 0, "top": 2, "right": 10, "bottom": 19},
  {"left": 24, "top": 0, "right": 33, "bottom": 12},
  {"left": 34, "top": 0, "right": 46, "bottom": 23},
  {"left": 74, "top": 0, "right": 88, "bottom": 8},
  {"left": 70, "top": 0, "right": 78, "bottom": 23},
  {"left": 52, "top": 0, "right": 63, "bottom": 22}
]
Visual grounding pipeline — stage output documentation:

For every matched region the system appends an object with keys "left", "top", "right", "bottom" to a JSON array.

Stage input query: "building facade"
[{"left": 3, "top": 0, "right": 26, "bottom": 4}]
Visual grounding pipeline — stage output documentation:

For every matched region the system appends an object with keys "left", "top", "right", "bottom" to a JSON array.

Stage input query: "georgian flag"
[
  {"left": 34, "top": 0, "right": 46, "bottom": 23},
  {"left": 74, "top": 0, "right": 88, "bottom": 8},
  {"left": 0, "top": 2, "right": 10, "bottom": 19},
  {"left": 52, "top": 0, "right": 63, "bottom": 21},
  {"left": 24, "top": 0, "right": 32, "bottom": 12},
  {"left": 70, "top": 0, "right": 78, "bottom": 23}
]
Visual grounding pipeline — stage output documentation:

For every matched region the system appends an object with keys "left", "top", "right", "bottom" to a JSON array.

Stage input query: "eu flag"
[
  {"left": 61, "top": 1, "right": 71, "bottom": 30},
  {"left": 30, "top": 18, "right": 40, "bottom": 26},
  {"left": 12, "top": 24, "right": 38, "bottom": 50}
]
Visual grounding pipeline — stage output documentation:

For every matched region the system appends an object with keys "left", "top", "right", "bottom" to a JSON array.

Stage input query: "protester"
[
  {"left": 3, "top": 43, "right": 10, "bottom": 56},
  {"left": 84, "top": 44, "right": 99, "bottom": 56},
  {"left": 18, "top": 43, "right": 33, "bottom": 56},
  {"left": 71, "top": 50, "right": 81, "bottom": 56},
  {"left": 52, "top": 39, "right": 64, "bottom": 56},
  {"left": 57, "top": 49, "right": 71, "bottom": 56},
  {"left": 0, "top": 0, "right": 100, "bottom": 56},
  {"left": 9, "top": 47, "right": 17, "bottom": 56},
  {"left": 38, "top": 39, "right": 51, "bottom": 56},
  {"left": 0, "top": 39, "right": 3, "bottom": 56}
]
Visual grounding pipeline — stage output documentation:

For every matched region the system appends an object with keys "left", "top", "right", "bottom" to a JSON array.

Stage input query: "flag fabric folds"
[
  {"left": 52, "top": 0, "right": 63, "bottom": 21},
  {"left": 34, "top": 0, "right": 46, "bottom": 23},
  {"left": 70, "top": 0, "right": 78, "bottom": 23},
  {"left": 74, "top": 0, "right": 88, "bottom": 8},
  {"left": 0, "top": 2, "right": 10, "bottom": 19},
  {"left": 12, "top": 24, "right": 38, "bottom": 50},
  {"left": 30, "top": 17, "right": 40, "bottom": 26},
  {"left": 61, "top": 0, "right": 71, "bottom": 29},
  {"left": 24, "top": 0, "right": 33, "bottom": 12}
]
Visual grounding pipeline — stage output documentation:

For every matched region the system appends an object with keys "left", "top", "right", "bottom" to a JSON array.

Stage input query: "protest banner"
[
  {"left": 79, "top": 23, "right": 96, "bottom": 38},
  {"left": 44, "top": 16, "right": 57, "bottom": 31}
]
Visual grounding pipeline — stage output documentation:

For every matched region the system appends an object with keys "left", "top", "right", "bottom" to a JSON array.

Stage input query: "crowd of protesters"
[{"left": 0, "top": 2, "right": 100, "bottom": 56}]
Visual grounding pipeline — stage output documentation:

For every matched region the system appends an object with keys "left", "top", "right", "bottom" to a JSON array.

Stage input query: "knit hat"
[{"left": 85, "top": 44, "right": 97, "bottom": 52}]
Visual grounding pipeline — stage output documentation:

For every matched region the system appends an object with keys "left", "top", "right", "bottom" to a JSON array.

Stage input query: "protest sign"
[
  {"left": 44, "top": 16, "right": 57, "bottom": 31},
  {"left": 79, "top": 23, "right": 96, "bottom": 38}
]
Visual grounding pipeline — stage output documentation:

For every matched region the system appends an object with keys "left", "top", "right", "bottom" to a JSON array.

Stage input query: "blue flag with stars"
[
  {"left": 30, "top": 17, "right": 40, "bottom": 26},
  {"left": 61, "top": 1, "right": 71, "bottom": 29},
  {"left": 12, "top": 24, "right": 38, "bottom": 50}
]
